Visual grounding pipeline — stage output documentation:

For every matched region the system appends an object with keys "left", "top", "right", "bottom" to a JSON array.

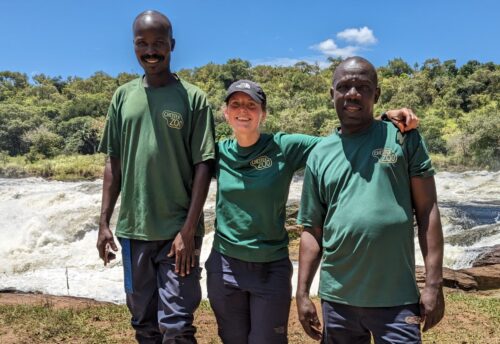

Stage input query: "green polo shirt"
[
  {"left": 214, "top": 133, "right": 321, "bottom": 262},
  {"left": 98, "top": 77, "right": 215, "bottom": 240},
  {"left": 298, "top": 120, "right": 435, "bottom": 307}
]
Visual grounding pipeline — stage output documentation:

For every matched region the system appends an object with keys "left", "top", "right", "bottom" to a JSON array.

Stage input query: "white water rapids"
[{"left": 1, "top": 172, "right": 499, "bottom": 303}]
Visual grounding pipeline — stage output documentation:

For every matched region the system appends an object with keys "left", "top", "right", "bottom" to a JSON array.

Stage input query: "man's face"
[
  {"left": 331, "top": 61, "right": 380, "bottom": 129},
  {"left": 133, "top": 20, "right": 174, "bottom": 76}
]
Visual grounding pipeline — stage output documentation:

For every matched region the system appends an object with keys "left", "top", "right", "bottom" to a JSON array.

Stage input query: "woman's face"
[{"left": 224, "top": 92, "right": 266, "bottom": 135}]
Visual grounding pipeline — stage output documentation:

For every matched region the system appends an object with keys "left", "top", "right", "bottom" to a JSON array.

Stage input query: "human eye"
[
  {"left": 336, "top": 84, "right": 349, "bottom": 92},
  {"left": 358, "top": 84, "right": 371, "bottom": 92},
  {"left": 247, "top": 103, "right": 257, "bottom": 110},
  {"left": 154, "top": 40, "right": 166, "bottom": 48},
  {"left": 135, "top": 40, "right": 146, "bottom": 48}
]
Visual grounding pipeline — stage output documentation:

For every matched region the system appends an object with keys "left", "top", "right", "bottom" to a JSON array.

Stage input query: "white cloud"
[
  {"left": 310, "top": 39, "right": 360, "bottom": 58},
  {"left": 253, "top": 26, "right": 377, "bottom": 69},
  {"left": 337, "top": 27, "right": 377, "bottom": 45}
]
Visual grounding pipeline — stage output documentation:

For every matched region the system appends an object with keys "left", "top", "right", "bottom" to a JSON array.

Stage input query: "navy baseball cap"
[{"left": 225, "top": 80, "right": 267, "bottom": 104}]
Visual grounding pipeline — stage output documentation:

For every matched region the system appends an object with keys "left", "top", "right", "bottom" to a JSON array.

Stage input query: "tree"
[
  {"left": 23, "top": 126, "right": 63, "bottom": 158},
  {"left": 58, "top": 116, "right": 103, "bottom": 154},
  {"left": 379, "top": 58, "right": 413, "bottom": 77},
  {"left": 220, "top": 59, "right": 252, "bottom": 88}
]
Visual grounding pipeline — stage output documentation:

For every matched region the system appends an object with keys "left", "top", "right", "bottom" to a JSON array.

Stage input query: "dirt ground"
[{"left": 0, "top": 290, "right": 499, "bottom": 344}]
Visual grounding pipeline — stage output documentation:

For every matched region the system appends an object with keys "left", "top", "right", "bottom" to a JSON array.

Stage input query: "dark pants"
[
  {"left": 321, "top": 300, "right": 422, "bottom": 344},
  {"left": 119, "top": 237, "right": 202, "bottom": 344},
  {"left": 205, "top": 249, "right": 292, "bottom": 344}
]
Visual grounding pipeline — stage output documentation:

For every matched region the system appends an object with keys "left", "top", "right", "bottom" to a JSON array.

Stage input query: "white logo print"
[
  {"left": 250, "top": 156, "right": 272, "bottom": 170},
  {"left": 372, "top": 148, "right": 398, "bottom": 163},
  {"left": 162, "top": 111, "right": 184, "bottom": 129},
  {"left": 236, "top": 82, "right": 251, "bottom": 90}
]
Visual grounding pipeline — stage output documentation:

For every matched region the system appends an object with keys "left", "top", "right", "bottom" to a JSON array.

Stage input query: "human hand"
[
  {"left": 168, "top": 231, "right": 195, "bottom": 276},
  {"left": 419, "top": 285, "right": 445, "bottom": 332},
  {"left": 297, "top": 295, "right": 322, "bottom": 341},
  {"left": 96, "top": 226, "right": 117, "bottom": 266},
  {"left": 386, "top": 108, "right": 419, "bottom": 132}
]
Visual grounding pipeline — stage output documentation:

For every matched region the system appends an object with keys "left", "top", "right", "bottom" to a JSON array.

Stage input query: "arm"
[
  {"left": 378, "top": 108, "right": 419, "bottom": 132},
  {"left": 168, "top": 160, "right": 214, "bottom": 276},
  {"left": 296, "top": 226, "right": 323, "bottom": 341},
  {"left": 97, "top": 156, "right": 121, "bottom": 266},
  {"left": 411, "top": 176, "right": 445, "bottom": 332}
]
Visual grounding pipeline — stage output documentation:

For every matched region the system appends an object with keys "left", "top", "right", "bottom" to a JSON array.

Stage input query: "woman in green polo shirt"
[{"left": 205, "top": 79, "right": 418, "bottom": 344}]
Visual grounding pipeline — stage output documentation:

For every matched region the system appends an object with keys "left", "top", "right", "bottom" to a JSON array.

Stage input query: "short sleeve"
[
  {"left": 297, "top": 164, "right": 326, "bottom": 228},
  {"left": 276, "top": 133, "right": 322, "bottom": 172},
  {"left": 190, "top": 93, "right": 216, "bottom": 165},
  {"left": 98, "top": 92, "right": 121, "bottom": 158},
  {"left": 405, "top": 130, "right": 435, "bottom": 178}
]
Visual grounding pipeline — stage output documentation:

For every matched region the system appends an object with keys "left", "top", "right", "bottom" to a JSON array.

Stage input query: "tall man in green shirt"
[
  {"left": 296, "top": 57, "right": 444, "bottom": 343},
  {"left": 97, "top": 10, "right": 215, "bottom": 344}
]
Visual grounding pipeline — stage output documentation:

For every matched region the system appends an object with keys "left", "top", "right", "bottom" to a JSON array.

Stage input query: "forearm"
[
  {"left": 297, "top": 227, "right": 323, "bottom": 298},
  {"left": 99, "top": 156, "right": 121, "bottom": 228},
  {"left": 412, "top": 176, "right": 444, "bottom": 287},
  {"left": 181, "top": 160, "right": 214, "bottom": 236},
  {"left": 417, "top": 204, "right": 444, "bottom": 287}
]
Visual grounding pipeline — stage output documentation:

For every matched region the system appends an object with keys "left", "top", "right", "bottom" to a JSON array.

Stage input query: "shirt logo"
[
  {"left": 372, "top": 148, "right": 398, "bottom": 163},
  {"left": 162, "top": 110, "right": 184, "bottom": 129},
  {"left": 250, "top": 156, "right": 272, "bottom": 170}
]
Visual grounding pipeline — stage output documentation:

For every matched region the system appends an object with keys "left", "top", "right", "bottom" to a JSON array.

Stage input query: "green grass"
[
  {"left": 1, "top": 292, "right": 499, "bottom": 344},
  {"left": 0, "top": 154, "right": 105, "bottom": 181},
  {"left": 0, "top": 302, "right": 132, "bottom": 344}
]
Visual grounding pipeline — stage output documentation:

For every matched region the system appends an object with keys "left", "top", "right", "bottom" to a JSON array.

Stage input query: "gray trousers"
[
  {"left": 321, "top": 300, "right": 421, "bottom": 344},
  {"left": 119, "top": 237, "right": 202, "bottom": 344},
  {"left": 205, "top": 249, "right": 293, "bottom": 344}
]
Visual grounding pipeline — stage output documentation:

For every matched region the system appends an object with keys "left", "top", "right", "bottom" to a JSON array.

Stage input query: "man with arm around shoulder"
[{"left": 296, "top": 56, "right": 444, "bottom": 343}]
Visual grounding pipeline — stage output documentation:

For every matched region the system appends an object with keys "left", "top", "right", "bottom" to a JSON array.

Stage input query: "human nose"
[
  {"left": 345, "top": 86, "right": 361, "bottom": 99},
  {"left": 238, "top": 105, "right": 249, "bottom": 114},
  {"left": 145, "top": 45, "right": 155, "bottom": 55}
]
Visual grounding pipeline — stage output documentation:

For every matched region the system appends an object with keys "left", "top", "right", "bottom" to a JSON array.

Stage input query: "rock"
[
  {"left": 416, "top": 264, "right": 500, "bottom": 291},
  {"left": 416, "top": 266, "right": 478, "bottom": 290},
  {"left": 460, "top": 264, "right": 500, "bottom": 290},
  {"left": 443, "top": 267, "right": 479, "bottom": 290},
  {"left": 472, "top": 245, "right": 500, "bottom": 267}
]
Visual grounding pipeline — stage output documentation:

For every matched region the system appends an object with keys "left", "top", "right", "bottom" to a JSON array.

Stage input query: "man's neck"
[
  {"left": 143, "top": 71, "right": 176, "bottom": 88},
  {"left": 339, "top": 117, "right": 374, "bottom": 135}
]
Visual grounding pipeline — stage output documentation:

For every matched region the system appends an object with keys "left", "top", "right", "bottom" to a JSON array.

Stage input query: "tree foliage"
[{"left": 0, "top": 58, "right": 498, "bottom": 169}]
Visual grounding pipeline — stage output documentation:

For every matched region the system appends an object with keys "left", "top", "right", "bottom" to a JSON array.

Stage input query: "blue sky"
[{"left": 1, "top": 0, "right": 498, "bottom": 78}]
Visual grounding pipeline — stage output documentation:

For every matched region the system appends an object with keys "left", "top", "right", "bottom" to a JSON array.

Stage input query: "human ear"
[
  {"left": 330, "top": 87, "right": 335, "bottom": 108},
  {"left": 374, "top": 87, "right": 381, "bottom": 104},
  {"left": 260, "top": 111, "right": 267, "bottom": 124}
]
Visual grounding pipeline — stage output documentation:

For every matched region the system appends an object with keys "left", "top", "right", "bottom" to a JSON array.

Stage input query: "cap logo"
[{"left": 236, "top": 82, "right": 252, "bottom": 90}]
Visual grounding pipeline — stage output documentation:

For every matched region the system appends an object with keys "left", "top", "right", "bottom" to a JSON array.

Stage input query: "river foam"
[{"left": 1, "top": 171, "right": 498, "bottom": 302}]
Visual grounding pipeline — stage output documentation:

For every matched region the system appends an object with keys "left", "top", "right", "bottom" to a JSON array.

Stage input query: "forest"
[{"left": 0, "top": 57, "right": 498, "bottom": 174}]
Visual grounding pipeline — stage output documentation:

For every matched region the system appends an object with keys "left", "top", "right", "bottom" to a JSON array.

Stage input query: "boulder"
[
  {"left": 460, "top": 264, "right": 500, "bottom": 290},
  {"left": 472, "top": 245, "right": 500, "bottom": 267},
  {"left": 416, "top": 264, "right": 500, "bottom": 291},
  {"left": 442, "top": 267, "right": 479, "bottom": 290},
  {"left": 416, "top": 266, "right": 478, "bottom": 290}
]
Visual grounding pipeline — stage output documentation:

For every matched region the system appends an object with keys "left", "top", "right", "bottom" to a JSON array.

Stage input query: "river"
[{"left": 0, "top": 171, "right": 499, "bottom": 303}]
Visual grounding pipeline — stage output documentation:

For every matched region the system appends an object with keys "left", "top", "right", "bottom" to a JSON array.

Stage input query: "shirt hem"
[{"left": 319, "top": 292, "right": 420, "bottom": 308}]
